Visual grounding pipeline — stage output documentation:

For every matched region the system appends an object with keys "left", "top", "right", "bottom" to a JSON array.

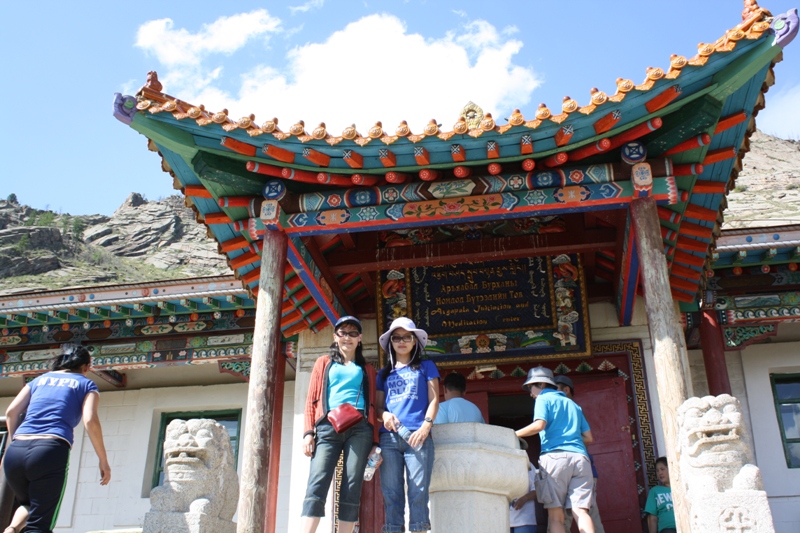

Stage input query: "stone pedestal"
[
  {"left": 142, "top": 511, "right": 236, "bottom": 533},
  {"left": 430, "top": 423, "right": 529, "bottom": 533},
  {"left": 690, "top": 491, "right": 775, "bottom": 532}
]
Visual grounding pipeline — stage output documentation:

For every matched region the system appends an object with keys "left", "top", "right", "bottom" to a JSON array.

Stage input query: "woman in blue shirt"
[
  {"left": 376, "top": 317, "right": 440, "bottom": 533},
  {"left": 3, "top": 344, "right": 110, "bottom": 533}
]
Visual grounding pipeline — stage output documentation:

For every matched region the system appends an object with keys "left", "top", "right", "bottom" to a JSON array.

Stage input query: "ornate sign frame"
[{"left": 377, "top": 254, "right": 591, "bottom": 366}]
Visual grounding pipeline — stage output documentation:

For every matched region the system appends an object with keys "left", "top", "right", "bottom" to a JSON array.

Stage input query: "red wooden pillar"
[
  {"left": 264, "top": 351, "right": 286, "bottom": 533},
  {"left": 630, "top": 196, "right": 692, "bottom": 533},
  {"left": 237, "top": 229, "right": 288, "bottom": 533},
  {"left": 699, "top": 309, "right": 732, "bottom": 396}
]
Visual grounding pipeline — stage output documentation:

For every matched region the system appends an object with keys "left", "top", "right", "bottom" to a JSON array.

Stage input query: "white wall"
[
  {"left": 740, "top": 341, "right": 800, "bottom": 533},
  {"left": 2, "top": 380, "right": 296, "bottom": 533}
]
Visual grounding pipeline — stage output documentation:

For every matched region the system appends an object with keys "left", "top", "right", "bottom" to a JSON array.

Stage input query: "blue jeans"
[
  {"left": 511, "top": 526, "right": 538, "bottom": 533},
  {"left": 378, "top": 431, "right": 434, "bottom": 533},
  {"left": 302, "top": 417, "right": 373, "bottom": 522}
]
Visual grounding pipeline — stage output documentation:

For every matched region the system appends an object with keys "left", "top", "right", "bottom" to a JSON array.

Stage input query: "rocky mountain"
[
  {"left": 722, "top": 131, "right": 800, "bottom": 228},
  {"left": 0, "top": 193, "right": 228, "bottom": 294},
  {"left": 0, "top": 131, "right": 796, "bottom": 294}
]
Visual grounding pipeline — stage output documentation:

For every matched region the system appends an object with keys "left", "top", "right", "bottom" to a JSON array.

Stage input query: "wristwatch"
[{"left": 424, "top": 417, "right": 433, "bottom": 424}]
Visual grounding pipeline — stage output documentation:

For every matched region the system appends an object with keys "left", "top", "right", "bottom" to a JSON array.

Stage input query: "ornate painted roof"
[{"left": 108, "top": 4, "right": 798, "bottom": 333}]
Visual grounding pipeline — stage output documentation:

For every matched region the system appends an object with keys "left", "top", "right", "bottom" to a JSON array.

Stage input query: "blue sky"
[{"left": 1, "top": 0, "right": 798, "bottom": 216}]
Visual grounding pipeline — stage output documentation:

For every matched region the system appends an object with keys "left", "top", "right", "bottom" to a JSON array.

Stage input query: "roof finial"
[
  {"left": 742, "top": 0, "right": 761, "bottom": 21},
  {"left": 145, "top": 71, "right": 163, "bottom": 92}
]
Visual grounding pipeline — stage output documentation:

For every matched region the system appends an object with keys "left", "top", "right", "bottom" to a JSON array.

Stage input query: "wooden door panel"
[{"left": 575, "top": 377, "right": 640, "bottom": 533}]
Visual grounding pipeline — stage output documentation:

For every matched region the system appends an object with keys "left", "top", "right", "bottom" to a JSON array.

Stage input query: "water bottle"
[
  {"left": 363, "top": 447, "right": 382, "bottom": 481},
  {"left": 396, "top": 423, "right": 422, "bottom": 451}
]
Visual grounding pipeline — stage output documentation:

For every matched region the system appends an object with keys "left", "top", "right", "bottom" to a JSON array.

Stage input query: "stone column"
[
  {"left": 699, "top": 309, "right": 732, "bottom": 396},
  {"left": 236, "top": 229, "right": 288, "bottom": 533},
  {"left": 430, "top": 423, "right": 529, "bottom": 533},
  {"left": 631, "top": 196, "right": 692, "bottom": 533}
]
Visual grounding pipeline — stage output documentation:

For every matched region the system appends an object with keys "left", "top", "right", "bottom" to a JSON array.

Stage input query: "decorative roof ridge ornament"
[
  {"left": 742, "top": 0, "right": 770, "bottom": 22},
  {"left": 460, "top": 101, "right": 484, "bottom": 130}
]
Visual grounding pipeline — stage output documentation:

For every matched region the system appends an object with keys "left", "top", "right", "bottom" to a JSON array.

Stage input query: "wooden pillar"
[
  {"left": 237, "top": 229, "right": 288, "bottom": 533},
  {"left": 630, "top": 197, "right": 692, "bottom": 533},
  {"left": 264, "top": 352, "right": 286, "bottom": 533},
  {"left": 699, "top": 309, "right": 732, "bottom": 396}
]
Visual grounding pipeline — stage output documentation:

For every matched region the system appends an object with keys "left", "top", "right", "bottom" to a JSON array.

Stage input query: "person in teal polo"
[{"left": 645, "top": 457, "right": 676, "bottom": 533}]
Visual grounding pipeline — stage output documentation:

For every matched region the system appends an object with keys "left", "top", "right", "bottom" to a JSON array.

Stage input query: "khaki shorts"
[{"left": 539, "top": 452, "right": 593, "bottom": 510}]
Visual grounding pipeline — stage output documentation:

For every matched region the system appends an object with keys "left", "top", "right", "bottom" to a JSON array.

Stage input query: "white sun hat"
[{"left": 379, "top": 317, "right": 429, "bottom": 352}]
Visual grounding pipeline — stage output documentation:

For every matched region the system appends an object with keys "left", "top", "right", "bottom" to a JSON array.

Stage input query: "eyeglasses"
[
  {"left": 335, "top": 330, "right": 361, "bottom": 338},
  {"left": 391, "top": 334, "right": 415, "bottom": 343}
]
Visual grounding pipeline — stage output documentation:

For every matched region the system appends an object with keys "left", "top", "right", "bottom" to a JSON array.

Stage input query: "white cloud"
[
  {"left": 135, "top": 10, "right": 281, "bottom": 66},
  {"left": 289, "top": 0, "right": 324, "bottom": 15},
  {"left": 136, "top": 13, "right": 541, "bottom": 133},
  {"left": 452, "top": 9, "right": 467, "bottom": 18},
  {"left": 758, "top": 83, "right": 800, "bottom": 140}
]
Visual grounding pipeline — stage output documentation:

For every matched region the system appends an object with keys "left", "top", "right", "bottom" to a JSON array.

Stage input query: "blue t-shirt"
[
  {"left": 533, "top": 389, "right": 590, "bottom": 456},
  {"left": 15, "top": 372, "right": 99, "bottom": 446},
  {"left": 435, "top": 397, "right": 485, "bottom": 424},
  {"left": 376, "top": 360, "right": 440, "bottom": 431},
  {"left": 327, "top": 362, "right": 365, "bottom": 411}
]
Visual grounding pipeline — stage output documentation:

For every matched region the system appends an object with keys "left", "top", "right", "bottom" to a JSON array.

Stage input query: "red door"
[{"left": 574, "top": 377, "right": 640, "bottom": 533}]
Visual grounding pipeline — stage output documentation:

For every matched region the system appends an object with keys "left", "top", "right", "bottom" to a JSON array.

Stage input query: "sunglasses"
[
  {"left": 335, "top": 330, "right": 361, "bottom": 338},
  {"left": 390, "top": 334, "right": 415, "bottom": 343}
]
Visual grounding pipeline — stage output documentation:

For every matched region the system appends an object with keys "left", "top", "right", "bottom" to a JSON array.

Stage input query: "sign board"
[{"left": 377, "top": 254, "right": 591, "bottom": 365}]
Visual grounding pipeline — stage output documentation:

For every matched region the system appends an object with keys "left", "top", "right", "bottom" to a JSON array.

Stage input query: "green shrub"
[
  {"left": 6, "top": 193, "right": 17, "bottom": 204},
  {"left": 72, "top": 218, "right": 86, "bottom": 241},
  {"left": 733, "top": 184, "right": 748, "bottom": 193},
  {"left": 14, "top": 234, "right": 30, "bottom": 253},
  {"left": 38, "top": 212, "right": 55, "bottom": 226}
]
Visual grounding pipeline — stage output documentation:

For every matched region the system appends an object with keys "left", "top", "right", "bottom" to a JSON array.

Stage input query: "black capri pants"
[{"left": 3, "top": 438, "right": 71, "bottom": 533}]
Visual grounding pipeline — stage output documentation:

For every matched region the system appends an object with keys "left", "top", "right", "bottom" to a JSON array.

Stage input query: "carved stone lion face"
[
  {"left": 162, "top": 419, "right": 231, "bottom": 484},
  {"left": 677, "top": 394, "right": 748, "bottom": 468}
]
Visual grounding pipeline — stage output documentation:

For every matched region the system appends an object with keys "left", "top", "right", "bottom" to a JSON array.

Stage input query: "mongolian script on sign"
[{"left": 410, "top": 257, "right": 553, "bottom": 336}]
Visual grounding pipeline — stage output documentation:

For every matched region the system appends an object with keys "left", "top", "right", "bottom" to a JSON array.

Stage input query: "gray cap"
[
  {"left": 522, "top": 366, "right": 556, "bottom": 390},
  {"left": 554, "top": 375, "right": 574, "bottom": 391}
]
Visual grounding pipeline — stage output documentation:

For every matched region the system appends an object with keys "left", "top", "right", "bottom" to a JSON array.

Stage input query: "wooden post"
[
  {"left": 699, "top": 309, "right": 732, "bottom": 396},
  {"left": 630, "top": 196, "right": 692, "bottom": 533},
  {"left": 237, "top": 229, "right": 288, "bottom": 533}
]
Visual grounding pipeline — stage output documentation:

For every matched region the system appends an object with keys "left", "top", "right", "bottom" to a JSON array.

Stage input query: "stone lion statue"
[
  {"left": 144, "top": 419, "right": 239, "bottom": 532},
  {"left": 677, "top": 395, "right": 776, "bottom": 532},
  {"left": 676, "top": 394, "right": 760, "bottom": 494}
]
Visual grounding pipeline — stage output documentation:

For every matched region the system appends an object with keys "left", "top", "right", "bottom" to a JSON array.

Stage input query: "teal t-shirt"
[
  {"left": 327, "top": 362, "right": 365, "bottom": 411},
  {"left": 533, "top": 389, "right": 590, "bottom": 455},
  {"left": 644, "top": 485, "right": 675, "bottom": 532}
]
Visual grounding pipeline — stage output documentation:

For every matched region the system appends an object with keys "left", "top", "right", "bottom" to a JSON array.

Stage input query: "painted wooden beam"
[
  {"left": 286, "top": 238, "right": 346, "bottom": 324},
  {"left": 274, "top": 178, "right": 678, "bottom": 236},
  {"left": 616, "top": 212, "right": 640, "bottom": 326},
  {"left": 325, "top": 228, "right": 616, "bottom": 274},
  {"left": 299, "top": 237, "right": 356, "bottom": 317}
]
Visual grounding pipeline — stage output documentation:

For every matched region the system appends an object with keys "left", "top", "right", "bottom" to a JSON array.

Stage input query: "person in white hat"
[
  {"left": 516, "top": 367, "right": 595, "bottom": 533},
  {"left": 375, "top": 317, "right": 440, "bottom": 533}
]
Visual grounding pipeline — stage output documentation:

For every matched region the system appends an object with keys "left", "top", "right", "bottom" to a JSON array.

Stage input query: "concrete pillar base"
[{"left": 430, "top": 423, "right": 529, "bottom": 533}]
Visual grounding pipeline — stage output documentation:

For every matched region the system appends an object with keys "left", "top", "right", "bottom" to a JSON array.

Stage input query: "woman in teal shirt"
[{"left": 645, "top": 457, "right": 676, "bottom": 533}]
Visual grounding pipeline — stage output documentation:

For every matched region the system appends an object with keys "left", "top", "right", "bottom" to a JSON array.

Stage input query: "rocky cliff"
[
  {"left": 722, "top": 131, "right": 800, "bottom": 228},
  {"left": 0, "top": 193, "right": 228, "bottom": 294}
]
